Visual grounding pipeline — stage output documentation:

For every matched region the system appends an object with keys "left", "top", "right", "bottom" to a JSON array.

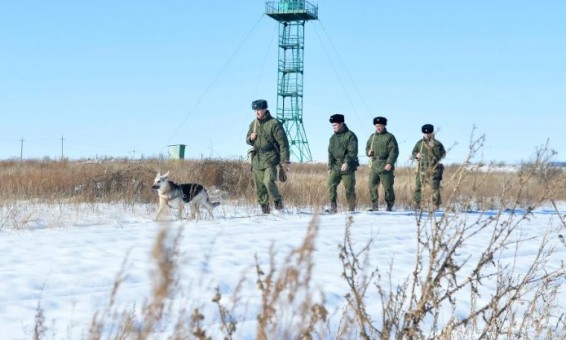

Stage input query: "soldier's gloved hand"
[
  {"left": 368, "top": 150, "right": 374, "bottom": 157},
  {"left": 416, "top": 152, "right": 421, "bottom": 160},
  {"left": 340, "top": 163, "right": 348, "bottom": 172},
  {"left": 250, "top": 132, "right": 257, "bottom": 141},
  {"left": 384, "top": 163, "right": 392, "bottom": 171}
]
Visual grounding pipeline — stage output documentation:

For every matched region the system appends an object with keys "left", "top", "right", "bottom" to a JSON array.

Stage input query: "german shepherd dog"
[{"left": 151, "top": 171, "right": 220, "bottom": 220}]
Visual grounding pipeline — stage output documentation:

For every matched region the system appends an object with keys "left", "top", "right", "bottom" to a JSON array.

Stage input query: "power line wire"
[
  {"left": 314, "top": 19, "right": 373, "bottom": 125},
  {"left": 167, "top": 13, "right": 266, "bottom": 145},
  {"left": 235, "top": 23, "right": 278, "bottom": 151},
  {"left": 253, "top": 24, "right": 278, "bottom": 98}
]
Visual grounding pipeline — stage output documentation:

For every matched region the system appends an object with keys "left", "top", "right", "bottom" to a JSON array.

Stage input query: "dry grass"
[
  {"left": 3, "top": 140, "right": 566, "bottom": 338},
  {"left": 0, "top": 156, "right": 564, "bottom": 211}
]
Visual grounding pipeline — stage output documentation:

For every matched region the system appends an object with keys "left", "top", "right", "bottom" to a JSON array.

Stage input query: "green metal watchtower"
[{"left": 265, "top": 1, "right": 318, "bottom": 163}]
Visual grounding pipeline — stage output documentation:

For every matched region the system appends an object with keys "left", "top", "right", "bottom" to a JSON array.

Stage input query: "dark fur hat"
[
  {"left": 329, "top": 114, "right": 345, "bottom": 123},
  {"left": 422, "top": 124, "right": 434, "bottom": 133},
  {"left": 251, "top": 99, "right": 268, "bottom": 110},
  {"left": 373, "top": 116, "right": 387, "bottom": 125}
]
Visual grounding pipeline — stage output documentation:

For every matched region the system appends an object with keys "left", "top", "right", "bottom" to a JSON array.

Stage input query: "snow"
[{"left": 0, "top": 202, "right": 564, "bottom": 338}]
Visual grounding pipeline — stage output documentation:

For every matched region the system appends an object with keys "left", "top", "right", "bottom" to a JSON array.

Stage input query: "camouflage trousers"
[
  {"left": 414, "top": 172, "right": 441, "bottom": 207},
  {"left": 368, "top": 169, "right": 395, "bottom": 207},
  {"left": 252, "top": 165, "right": 282, "bottom": 205},
  {"left": 327, "top": 170, "right": 357, "bottom": 210}
]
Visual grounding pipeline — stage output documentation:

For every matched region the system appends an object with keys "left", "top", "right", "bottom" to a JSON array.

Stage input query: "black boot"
[
  {"left": 274, "top": 199, "right": 284, "bottom": 211},
  {"left": 326, "top": 202, "right": 337, "bottom": 214},
  {"left": 368, "top": 201, "right": 378, "bottom": 212},
  {"left": 386, "top": 203, "right": 393, "bottom": 212},
  {"left": 347, "top": 198, "right": 356, "bottom": 212},
  {"left": 261, "top": 204, "right": 270, "bottom": 214}
]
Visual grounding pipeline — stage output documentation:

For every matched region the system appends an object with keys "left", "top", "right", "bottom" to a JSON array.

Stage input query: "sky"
[
  {"left": 0, "top": 202, "right": 564, "bottom": 337},
  {"left": 1, "top": 1, "right": 565, "bottom": 164}
]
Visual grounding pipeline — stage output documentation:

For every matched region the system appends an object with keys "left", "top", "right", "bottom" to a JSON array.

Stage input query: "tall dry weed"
[
  {"left": 334, "top": 136, "right": 566, "bottom": 338},
  {"left": 254, "top": 216, "right": 328, "bottom": 339}
]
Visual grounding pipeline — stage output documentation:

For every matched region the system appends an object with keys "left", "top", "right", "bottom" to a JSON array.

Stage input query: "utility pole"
[
  {"left": 61, "top": 135, "right": 65, "bottom": 159},
  {"left": 20, "top": 138, "right": 25, "bottom": 161}
]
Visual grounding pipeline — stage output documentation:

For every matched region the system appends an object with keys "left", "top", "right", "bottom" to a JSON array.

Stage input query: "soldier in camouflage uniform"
[
  {"left": 366, "top": 116, "right": 399, "bottom": 211},
  {"left": 246, "top": 99, "right": 290, "bottom": 214},
  {"left": 327, "top": 114, "right": 359, "bottom": 213},
  {"left": 412, "top": 124, "right": 446, "bottom": 210}
]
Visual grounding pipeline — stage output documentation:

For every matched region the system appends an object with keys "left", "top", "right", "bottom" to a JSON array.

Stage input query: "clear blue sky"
[{"left": 1, "top": 1, "right": 564, "bottom": 164}]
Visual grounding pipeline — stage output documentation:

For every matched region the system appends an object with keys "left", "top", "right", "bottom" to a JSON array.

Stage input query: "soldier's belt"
[{"left": 257, "top": 147, "right": 276, "bottom": 153}]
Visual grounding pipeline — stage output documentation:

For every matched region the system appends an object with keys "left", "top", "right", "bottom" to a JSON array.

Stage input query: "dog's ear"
[
  {"left": 156, "top": 171, "right": 161, "bottom": 177},
  {"left": 163, "top": 171, "right": 170, "bottom": 178}
]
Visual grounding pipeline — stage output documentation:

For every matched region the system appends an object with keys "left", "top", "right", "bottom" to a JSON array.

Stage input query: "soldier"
[
  {"left": 366, "top": 116, "right": 399, "bottom": 211},
  {"left": 412, "top": 123, "right": 446, "bottom": 210},
  {"left": 246, "top": 99, "right": 290, "bottom": 214},
  {"left": 327, "top": 114, "right": 359, "bottom": 213}
]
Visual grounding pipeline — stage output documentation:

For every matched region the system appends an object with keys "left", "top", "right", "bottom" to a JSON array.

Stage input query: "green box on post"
[{"left": 168, "top": 144, "right": 186, "bottom": 160}]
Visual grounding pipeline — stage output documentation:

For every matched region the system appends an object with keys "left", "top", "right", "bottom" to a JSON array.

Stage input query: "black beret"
[
  {"left": 422, "top": 124, "right": 434, "bottom": 133},
  {"left": 373, "top": 116, "right": 387, "bottom": 125},
  {"left": 251, "top": 99, "right": 268, "bottom": 110},
  {"left": 329, "top": 114, "right": 345, "bottom": 123}
]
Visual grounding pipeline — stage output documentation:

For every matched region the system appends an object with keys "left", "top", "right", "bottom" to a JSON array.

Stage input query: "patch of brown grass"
[{"left": 1, "top": 157, "right": 563, "bottom": 211}]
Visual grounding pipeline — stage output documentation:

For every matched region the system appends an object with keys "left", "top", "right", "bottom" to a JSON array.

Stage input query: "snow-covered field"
[{"left": 1, "top": 202, "right": 564, "bottom": 338}]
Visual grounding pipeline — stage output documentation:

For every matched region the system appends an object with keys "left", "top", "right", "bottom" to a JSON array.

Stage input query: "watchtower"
[{"left": 265, "top": 1, "right": 318, "bottom": 163}]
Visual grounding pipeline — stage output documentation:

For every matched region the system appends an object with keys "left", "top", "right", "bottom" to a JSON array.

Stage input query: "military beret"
[
  {"left": 373, "top": 116, "right": 387, "bottom": 125},
  {"left": 329, "top": 114, "right": 345, "bottom": 123},
  {"left": 422, "top": 124, "right": 434, "bottom": 133},
  {"left": 251, "top": 99, "right": 268, "bottom": 110}
]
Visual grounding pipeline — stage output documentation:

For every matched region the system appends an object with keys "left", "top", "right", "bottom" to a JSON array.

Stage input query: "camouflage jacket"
[
  {"left": 246, "top": 111, "right": 290, "bottom": 170},
  {"left": 412, "top": 138, "right": 446, "bottom": 172},
  {"left": 328, "top": 124, "right": 359, "bottom": 172},
  {"left": 365, "top": 128, "right": 399, "bottom": 171}
]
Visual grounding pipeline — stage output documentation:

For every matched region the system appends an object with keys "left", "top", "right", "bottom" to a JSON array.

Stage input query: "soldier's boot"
[
  {"left": 346, "top": 197, "right": 356, "bottom": 212},
  {"left": 260, "top": 204, "right": 270, "bottom": 214},
  {"left": 369, "top": 201, "right": 379, "bottom": 212},
  {"left": 434, "top": 199, "right": 441, "bottom": 211},
  {"left": 414, "top": 201, "right": 421, "bottom": 211},
  {"left": 274, "top": 199, "right": 284, "bottom": 211},
  {"left": 386, "top": 203, "right": 393, "bottom": 212},
  {"left": 348, "top": 201, "right": 356, "bottom": 212},
  {"left": 326, "top": 202, "right": 337, "bottom": 214}
]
